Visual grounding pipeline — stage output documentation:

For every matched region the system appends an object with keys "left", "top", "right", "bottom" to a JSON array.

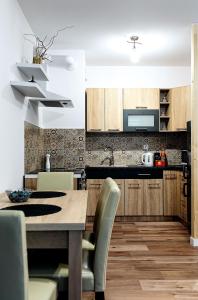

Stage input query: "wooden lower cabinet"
[
  {"left": 87, "top": 173, "right": 187, "bottom": 219},
  {"left": 86, "top": 179, "right": 104, "bottom": 216},
  {"left": 144, "top": 179, "right": 163, "bottom": 216},
  {"left": 163, "top": 171, "right": 179, "bottom": 216},
  {"left": 163, "top": 171, "right": 188, "bottom": 221},
  {"left": 86, "top": 179, "right": 125, "bottom": 216},
  {"left": 114, "top": 180, "right": 125, "bottom": 216},
  {"left": 24, "top": 177, "right": 78, "bottom": 191},
  {"left": 24, "top": 178, "right": 37, "bottom": 190},
  {"left": 178, "top": 173, "right": 188, "bottom": 222},
  {"left": 125, "top": 179, "right": 163, "bottom": 216},
  {"left": 125, "top": 180, "right": 144, "bottom": 215}
]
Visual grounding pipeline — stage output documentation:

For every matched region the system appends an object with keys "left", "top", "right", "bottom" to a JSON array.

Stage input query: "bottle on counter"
[
  {"left": 160, "top": 150, "right": 168, "bottom": 167},
  {"left": 45, "top": 153, "right": 51, "bottom": 172}
]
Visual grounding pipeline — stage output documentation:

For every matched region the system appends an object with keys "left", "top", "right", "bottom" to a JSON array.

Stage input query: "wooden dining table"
[{"left": 0, "top": 190, "right": 88, "bottom": 300}]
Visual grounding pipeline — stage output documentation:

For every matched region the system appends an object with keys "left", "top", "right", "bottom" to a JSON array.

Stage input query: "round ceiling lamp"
[{"left": 64, "top": 55, "right": 75, "bottom": 71}]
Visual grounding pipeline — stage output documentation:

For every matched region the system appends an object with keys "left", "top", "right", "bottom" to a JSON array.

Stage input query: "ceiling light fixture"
[{"left": 127, "top": 36, "right": 142, "bottom": 63}]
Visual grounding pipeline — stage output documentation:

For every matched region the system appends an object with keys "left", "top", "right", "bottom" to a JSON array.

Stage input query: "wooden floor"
[{"left": 83, "top": 222, "right": 198, "bottom": 300}]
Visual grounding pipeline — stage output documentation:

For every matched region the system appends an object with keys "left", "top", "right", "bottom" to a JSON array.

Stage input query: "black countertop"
[
  {"left": 26, "top": 168, "right": 85, "bottom": 175},
  {"left": 85, "top": 164, "right": 185, "bottom": 179}
]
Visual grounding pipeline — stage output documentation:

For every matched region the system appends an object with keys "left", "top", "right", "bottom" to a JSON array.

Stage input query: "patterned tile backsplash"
[
  {"left": 25, "top": 122, "right": 187, "bottom": 172},
  {"left": 24, "top": 122, "right": 44, "bottom": 173},
  {"left": 25, "top": 123, "right": 86, "bottom": 172},
  {"left": 44, "top": 129, "right": 85, "bottom": 169},
  {"left": 85, "top": 132, "right": 187, "bottom": 166}
]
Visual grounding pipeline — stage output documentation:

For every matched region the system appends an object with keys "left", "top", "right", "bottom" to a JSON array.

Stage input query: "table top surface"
[{"left": 0, "top": 190, "right": 88, "bottom": 231}]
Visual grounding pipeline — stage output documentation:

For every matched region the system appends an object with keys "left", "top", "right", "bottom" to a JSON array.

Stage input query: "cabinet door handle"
[
  {"left": 128, "top": 187, "right": 141, "bottom": 190},
  {"left": 148, "top": 183, "right": 161, "bottom": 189},
  {"left": 176, "top": 128, "right": 186, "bottom": 131},
  {"left": 135, "top": 128, "right": 148, "bottom": 132},
  {"left": 136, "top": 106, "right": 148, "bottom": 109},
  {"left": 138, "top": 173, "right": 151, "bottom": 176},
  {"left": 128, "top": 184, "right": 140, "bottom": 189},
  {"left": 107, "top": 129, "right": 120, "bottom": 132},
  {"left": 89, "top": 184, "right": 101, "bottom": 188},
  {"left": 88, "top": 129, "right": 102, "bottom": 132},
  {"left": 165, "top": 175, "right": 176, "bottom": 180},
  {"left": 183, "top": 183, "right": 188, "bottom": 197}
]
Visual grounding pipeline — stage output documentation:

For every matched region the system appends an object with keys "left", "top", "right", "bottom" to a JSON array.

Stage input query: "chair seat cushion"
[
  {"left": 82, "top": 238, "right": 95, "bottom": 250},
  {"left": 82, "top": 231, "right": 95, "bottom": 251},
  {"left": 30, "top": 264, "right": 94, "bottom": 292},
  {"left": 29, "top": 278, "right": 57, "bottom": 300}
]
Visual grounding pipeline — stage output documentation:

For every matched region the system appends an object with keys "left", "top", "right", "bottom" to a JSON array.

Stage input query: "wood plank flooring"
[{"left": 83, "top": 222, "right": 198, "bottom": 300}]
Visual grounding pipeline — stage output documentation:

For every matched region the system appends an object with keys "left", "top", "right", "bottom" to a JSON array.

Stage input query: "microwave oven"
[{"left": 123, "top": 109, "right": 159, "bottom": 132}]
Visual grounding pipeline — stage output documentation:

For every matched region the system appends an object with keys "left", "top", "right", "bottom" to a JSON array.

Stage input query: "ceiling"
[{"left": 17, "top": 0, "right": 198, "bottom": 66}]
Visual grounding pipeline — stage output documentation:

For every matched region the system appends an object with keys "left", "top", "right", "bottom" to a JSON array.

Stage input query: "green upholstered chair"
[
  {"left": 0, "top": 211, "right": 57, "bottom": 300},
  {"left": 37, "top": 172, "right": 74, "bottom": 191},
  {"left": 29, "top": 177, "right": 120, "bottom": 300}
]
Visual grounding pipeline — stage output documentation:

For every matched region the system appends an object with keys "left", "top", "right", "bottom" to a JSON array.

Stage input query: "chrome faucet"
[{"left": 100, "top": 146, "right": 114, "bottom": 166}]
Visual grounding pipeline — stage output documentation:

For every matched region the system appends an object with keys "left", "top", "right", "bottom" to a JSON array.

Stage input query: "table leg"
[{"left": 68, "top": 230, "right": 82, "bottom": 300}]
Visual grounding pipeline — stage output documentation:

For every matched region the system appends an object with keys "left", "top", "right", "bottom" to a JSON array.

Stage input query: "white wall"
[
  {"left": 85, "top": 66, "right": 191, "bottom": 88},
  {"left": 0, "top": 0, "right": 37, "bottom": 192},
  {"left": 40, "top": 50, "right": 85, "bottom": 129}
]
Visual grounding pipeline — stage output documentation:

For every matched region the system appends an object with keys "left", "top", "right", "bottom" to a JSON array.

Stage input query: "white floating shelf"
[
  {"left": 11, "top": 81, "right": 47, "bottom": 98},
  {"left": 16, "top": 63, "right": 49, "bottom": 81},
  {"left": 28, "top": 91, "right": 74, "bottom": 108}
]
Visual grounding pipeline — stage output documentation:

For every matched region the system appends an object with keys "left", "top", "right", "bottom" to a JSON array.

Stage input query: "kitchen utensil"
[
  {"left": 154, "top": 152, "right": 161, "bottom": 167},
  {"left": 142, "top": 152, "right": 154, "bottom": 166}
]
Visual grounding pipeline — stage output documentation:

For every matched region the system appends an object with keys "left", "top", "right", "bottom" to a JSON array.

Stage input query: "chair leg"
[{"left": 95, "top": 291, "right": 105, "bottom": 300}]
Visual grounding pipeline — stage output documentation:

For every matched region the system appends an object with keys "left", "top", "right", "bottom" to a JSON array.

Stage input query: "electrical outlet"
[{"left": 143, "top": 144, "right": 149, "bottom": 151}]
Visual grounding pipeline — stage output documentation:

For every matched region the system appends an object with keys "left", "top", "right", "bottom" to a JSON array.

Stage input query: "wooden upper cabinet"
[
  {"left": 86, "top": 88, "right": 105, "bottom": 132},
  {"left": 86, "top": 88, "right": 123, "bottom": 132},
  {"left": 105, "top": 89, "right": 123, "bottom": 131},
  {"left": 167, "top": 86, "right": 191, "bottom": 131},
  {"left": 123, "top": 88, "right": 160, "bottom": 109}
]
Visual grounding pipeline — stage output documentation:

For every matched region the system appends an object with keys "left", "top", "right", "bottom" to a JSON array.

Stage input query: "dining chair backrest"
[
  {"left": 93, "top": 178, "right": 120, "bottom": 291},
  {"left": 37, "top": 172, "right": 74, "bottom": 191},
  {"left": 0, "top": 211, "right": 28, "bottom": 300}
]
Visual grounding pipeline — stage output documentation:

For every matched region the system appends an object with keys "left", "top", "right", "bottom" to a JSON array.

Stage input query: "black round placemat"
[
  {"left": 30, "top": 191, "right": 66, "bottom": 199},
  {"left": 2, "top": 204, "right": 62, "bottom": 217}
]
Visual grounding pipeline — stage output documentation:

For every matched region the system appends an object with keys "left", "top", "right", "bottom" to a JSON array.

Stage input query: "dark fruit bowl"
[{"left": 8, "top": 190, "right": 32, "bottom": 203}]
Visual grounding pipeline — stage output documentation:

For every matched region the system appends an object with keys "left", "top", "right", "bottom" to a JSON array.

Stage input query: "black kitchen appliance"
[
  {"left": 181, "top": 150, "right": 188, "bottom": 165},
  {"left": 183, "top": 121, "right": 191, "bottom": 232},
  {"left": 123, "top": 109, "right": 159, "bottom": 132}
]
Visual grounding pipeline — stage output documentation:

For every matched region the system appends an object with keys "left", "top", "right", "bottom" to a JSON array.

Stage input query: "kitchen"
[{"left": 1, "top": 0, "right": 198, "bottom": 299}]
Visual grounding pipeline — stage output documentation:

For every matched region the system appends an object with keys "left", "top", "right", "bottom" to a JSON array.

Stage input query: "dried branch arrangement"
[{"left": 24, "top": 25, "right": 73, "bottom": 63}]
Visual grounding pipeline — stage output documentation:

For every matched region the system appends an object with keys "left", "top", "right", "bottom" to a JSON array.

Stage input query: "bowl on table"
[{"left": 8, "top": 190, "right": 32, "bottom": 203}]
